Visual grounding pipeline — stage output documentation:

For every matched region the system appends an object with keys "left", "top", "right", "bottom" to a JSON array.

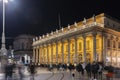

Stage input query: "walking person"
[
  {"left": 4, "top": 63, "right": 14, "bottom": 80},
  {"left": 85, "top": 62, "right": 92, "bottom": 79},
  {"left": 106, "top": 65, "right": 114, "bottom": 80},
  {"left": 91, "top": 61, "right": 99, "bottom": 80},
  {"left": 98, "top": 62, "right": 103, "bottom": 80},
  {"left": 28, "top": 62, "right": 36, "bottom": 80},
  {"left": 18, "top": 65, "right": 24, "bottom": 80},
  {"left": 76, "top": 63, "right": 84, "bottom": 78}
]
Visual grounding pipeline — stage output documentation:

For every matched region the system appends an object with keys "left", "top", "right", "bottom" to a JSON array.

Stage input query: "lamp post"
[
  {"left": 0, "top": 0, "right": 13, "bottom": 72},
  {"left": 0, "top": 0, "right": 13, "bottom": 55}
]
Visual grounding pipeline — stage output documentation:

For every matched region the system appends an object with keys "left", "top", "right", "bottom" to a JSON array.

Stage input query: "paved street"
[{"left": 0, "top": 67, "right": 120, "bottom": 80}]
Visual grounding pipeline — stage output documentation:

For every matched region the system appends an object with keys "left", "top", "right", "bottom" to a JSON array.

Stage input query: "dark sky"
[{"left": 0, "top": 0, "right": 120, "bottom": 48}]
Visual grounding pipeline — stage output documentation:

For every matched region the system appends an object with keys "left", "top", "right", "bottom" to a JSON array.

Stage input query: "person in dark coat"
[
  {"left": 76, "top": 63, "right": 84, "bottom": 76},
  {"left": 5, "top": 63, "right": 14, "bottom": 80},
  {"left": 91, "top": 61, "right": 99, "bottom": 79},
  {"left": 28, "top": 62, "right": 36, "bottom": 80},
  {"left": 85, "top": 62, "right": 92, "bottom": 78}
]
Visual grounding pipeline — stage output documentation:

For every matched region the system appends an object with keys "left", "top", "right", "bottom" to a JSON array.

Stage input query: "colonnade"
[{"left": 33, "top": 32, "right": 103, "bottom": 65}]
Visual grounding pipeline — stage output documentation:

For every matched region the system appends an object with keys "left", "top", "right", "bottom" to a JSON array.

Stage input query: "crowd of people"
[
  {"left": 3, "top": 61, "right": 36, "bottom": 80},
  {"left": 2, "top": 60, "right": 115, "bottom": 80},
  {"left": 54, "top": 61, "right": 114, "bottom": 80}
]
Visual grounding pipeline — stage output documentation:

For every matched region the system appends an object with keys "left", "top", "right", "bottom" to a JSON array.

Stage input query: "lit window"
[
  {"left": 96, "top": 39, "right": 99, "bottom": 49},
  {"left": 66, "top": 45, "right": 68, "bottom": 52},
  {"left": 72, "top": 44, "right": 74, "bottom": 51},
  {"left": 78, "top": 42, "right": 82, "bottom": 51},
  {"left": 86, "top": 41, "right": 90, "bottom": 50}
]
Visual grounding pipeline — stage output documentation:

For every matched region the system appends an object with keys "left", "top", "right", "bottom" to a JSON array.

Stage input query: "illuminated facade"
[{"left": 32, "top": 13, "right": 120, "bottom": 67}]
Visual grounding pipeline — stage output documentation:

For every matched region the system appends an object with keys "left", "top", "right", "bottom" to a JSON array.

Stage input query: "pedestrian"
[
  {"left": 28, "top": 62, "right": 36, "bottom": 80},
  {"left": 98, "top": 63, "right": 103, "bottom": 80},
  {"left": 18, "top": 65, "right": 24, "bottom": 80},
  {"left": 106, "top": 65, "right": 114, "bottom": 80},
  {"left": 76, "top": 63, "right": 84, "bottom": 77},
  {"left": 91, "top": 61, "right": 99, "bottom": 80},
  {"left": 85, "top": 62, "right": 92, "bottom": 79},
  {"left": 5, "top": 63, "right": 14, "bottom": 80}
]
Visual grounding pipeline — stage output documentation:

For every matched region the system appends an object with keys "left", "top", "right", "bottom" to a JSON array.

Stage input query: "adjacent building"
[
  {"left": 32, "top": 13, "right": 120, "bottom": 67},
  {"left": 13, "top": 34, "right": 34, "bottom": 64}
]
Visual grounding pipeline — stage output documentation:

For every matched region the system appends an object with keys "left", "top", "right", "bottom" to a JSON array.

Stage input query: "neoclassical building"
[
  {"left": 32, "top": 13, "right": 120, "bottom": 67},
  {"left": 13, "top": 34, "right": 34, "bottom": 64}
]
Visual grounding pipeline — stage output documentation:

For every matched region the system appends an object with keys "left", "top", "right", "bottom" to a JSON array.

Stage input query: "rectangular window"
[
  {"left": 86, "top": 41, "right": 90, "bottom": 50},
  {"left": 113, "top": 41, "right": 116, "bottom": 48},
  {"left": 79, "top": 42, "right": 82, "bottom": 51},
  {"left": 118, "top": 42, "right": 120, "bottom": 49},
  {"left": 96, "top": 39, "right": 99, "bottom": 49},
  {"left": 107, "top": 39, "right": 110, "bottom": 48},
  {"left": 72, "top": 44, "right": 74, "bottom": 51},
  {"left": 66, "top": 45, "right": 68, "bottom": 52}
]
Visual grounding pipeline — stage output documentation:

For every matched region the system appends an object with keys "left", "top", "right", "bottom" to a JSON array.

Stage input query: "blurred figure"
[
  {"left": 106, "top": 65, "right": 114, "bottom": 80},
  {"left": 91, "top": 61, "right": 99, "bottom": 80},
  {"left": 85, "top": 62, "right": 92, "bottom": 78},
  {"left": 18, "top": 64, "right": 24, "bottom": 80},
  {"left": 28, "top": 62, "right": 36, "bottom": 80},
  {"left": 76, "top": 63, "right": 84, "bottom": 77},
  {"left": 4, "top": 62, "right": 14, "bottom": 80},
  {"left": 98, "top": 62, "right": 103, "bottom": 80}
]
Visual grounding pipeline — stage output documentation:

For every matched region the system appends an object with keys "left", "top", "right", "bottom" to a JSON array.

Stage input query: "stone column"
[
  {"left": 102, "top": 33, "right": 107, "bottom": 65},
  {"left": 41, "top": 46, "right": 43, "bottom": 64},
  {"left": 56, "top": 42, "right": 58, "bottom": 64},
  {"left": 110, "top": 36, "right": 113, "bottom": 65},
  {"left": 42, "top": 45, "right": 45, "bottom": 64},
  {"left": 51, "top": 43, "right": 53, "bottom": 64},
  {"left": 116, "top": 37, "right": 118, "bottom": 66},
  {"left": 39, "top": 46, "right": 41, "bottom": 64},
  {"left": 93, "top": 32, "right": 97, "bottom": 62},
  {"left": 67, "top": 39, "right": 70, "bottom": 64},
  {"left": 46, "top": 44, "right": 49, "bottom": 64},
  {"left": 75, "top": 37, "right": 78, "bottom": 64},
  {"left": 33, "top": 47, "right": 36, "bottom": 63},
  {"left": 35, "top": 47, "right": 38, "bottom": 65},
  {"left": 37, "top": 47, "right": 39, "bottom": 64},
  {"left": 82, "top": 34, "right": 86, "bottom": 63},
  {"left": 61, "top": 40, "right": 64, "bottom": 64}
]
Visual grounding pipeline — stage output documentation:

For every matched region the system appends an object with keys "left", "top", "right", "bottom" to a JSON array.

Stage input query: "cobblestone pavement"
[{"left": 0, "top": 67, "right": 120, "bottom": 80}]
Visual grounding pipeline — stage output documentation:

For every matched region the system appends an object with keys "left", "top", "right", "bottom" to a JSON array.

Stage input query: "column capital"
[
  {"left": 102, "top": 33, "right": 108, "bottom": 38},
  {"left": 74, "top": 36, "right": 78, "bottom": 40},
  {"left": 82, "top": 34, "right": 86, "bottom": 39},
  {"left": 92, "top": 32, "right": 97, "bottom": 37}
]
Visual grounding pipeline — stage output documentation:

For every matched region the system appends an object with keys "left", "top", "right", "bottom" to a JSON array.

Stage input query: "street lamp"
[{"left": 0, "top": 0, "right": 13, "bottom": 56}]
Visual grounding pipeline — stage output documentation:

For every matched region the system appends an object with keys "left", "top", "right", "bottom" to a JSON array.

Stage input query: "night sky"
[{"left": 0, "top": 0, "right": 120, "bottom": 48}]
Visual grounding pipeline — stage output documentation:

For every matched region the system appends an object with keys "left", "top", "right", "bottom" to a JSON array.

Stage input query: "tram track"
[
  {"left": 45, "top": 70, "right": 64, "bottom": 80},
  {"left": 46, "top": 71, "right": 54, "bottom": 80}
]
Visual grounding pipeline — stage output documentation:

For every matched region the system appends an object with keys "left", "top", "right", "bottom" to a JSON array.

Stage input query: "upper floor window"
[
  {"left": 107, "top": 21, "right": 109, "bottom": 26},
  {"left": 113, "top": 41, "right": 116, "bottom": 48},
  {"left": 118, "top": 42, "right": 120, "bottom": 49},
  {"left": 107, "top": 39, "right": 110, "bottom": 48}
]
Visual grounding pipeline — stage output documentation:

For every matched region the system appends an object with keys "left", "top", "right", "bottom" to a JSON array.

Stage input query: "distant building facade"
[
  {"left": 32, "top": 13, "right": 120, "bottom": 67},
  {"left": 13, "top": 34, "right": 34, "bottom": 64}
]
